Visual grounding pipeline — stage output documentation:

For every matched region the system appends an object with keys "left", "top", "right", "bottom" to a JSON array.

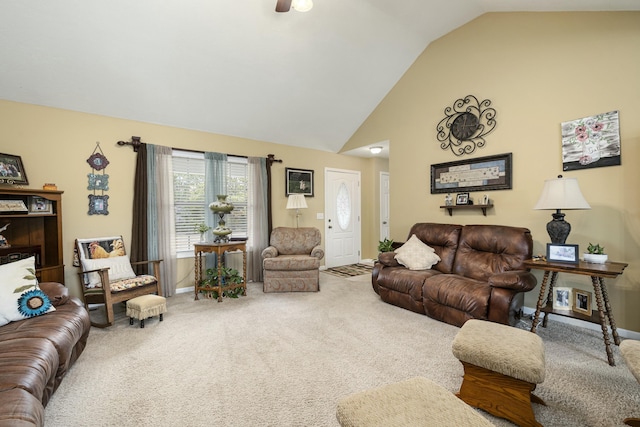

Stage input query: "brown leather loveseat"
[
  {"left": 372, "top": 223, "right": 537, "bottom": 327},
  {"left": 0, "top": 282, "right": 91, "bottom": 427}
]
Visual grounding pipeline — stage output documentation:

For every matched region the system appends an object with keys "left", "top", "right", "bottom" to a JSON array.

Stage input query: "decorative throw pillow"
[
  {"left": 0, "top": 256, "right": 55, "bottom": 327},
  {"left": 394, "top": 234, "right": 441, "bottom": 270},
  {"left": 81, "top": 256, "right": 137, "bottom": 288}
]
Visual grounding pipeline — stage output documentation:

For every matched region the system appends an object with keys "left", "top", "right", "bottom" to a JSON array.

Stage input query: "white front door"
[
  {"left": 380, "top": 172, "right": 390, "bottom": 241},
  {"left": 324, "top": 168, "right": 361, "bottom": 268}
]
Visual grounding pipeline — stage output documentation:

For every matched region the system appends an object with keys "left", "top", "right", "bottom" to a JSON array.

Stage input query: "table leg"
[
  {"left": 217, "top": 249, "right": 223, "bottom": 302},
  {"left": 591, "top": 276, "right": 615, "bottom": 366},
  {"left": 541, "top": 271, "right": 559, "bottom": 328},
  {"left": 531, "top": 271, "right": 551, "bottom": 334},
  {"left": 242, "top": 249, "right": 247, "bottom": 296},
  {"left": 598, "top": 277, "right": 620, "bottom": 346},
  {"left": 194, "top": 251, "right": 201, "bottom": 301}
]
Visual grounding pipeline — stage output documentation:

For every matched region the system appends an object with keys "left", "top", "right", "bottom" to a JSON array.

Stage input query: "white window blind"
[{"left": 172, "top": 150, "right": 248, "bottom": 255}]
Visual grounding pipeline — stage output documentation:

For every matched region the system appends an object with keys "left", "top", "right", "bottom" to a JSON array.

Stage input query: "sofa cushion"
[
  {"left": 453, "top": 225, "right": 533, "bottom": 282},
  {"left": 0, "top": 337, "right": 58, "bottom": 404},
  {"left": 406, "top": 223, "right": 462, "bottom": 274},
  {"left": 0, "top": 257, "right": 55, "bottom": 327},
  {"left": 376, "top": 267, "right": 439, "bottom": 302},
  {"left": 394, "top": 235, "right": 441, "bottom": 270},
  {"left": 423, "top": 274, "right": 492, "bottom": 326},
  {"left": 0, "top": 388, "right": 45, "bottom": 427},
  {"left": 263, "top": 255, "right": 321, "bottom": 271}
]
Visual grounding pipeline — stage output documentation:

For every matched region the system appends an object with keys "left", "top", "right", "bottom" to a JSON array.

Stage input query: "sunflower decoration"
[
  {"left": 13, "top": 266, "right": 53, "bottom": 318},
  {"left": 17, "top": 288, "right": 53, "bottom": 318}
]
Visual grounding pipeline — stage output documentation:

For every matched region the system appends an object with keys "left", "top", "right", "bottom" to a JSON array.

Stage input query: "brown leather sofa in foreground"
[
  {"left": 372, "top": 223, "right": 537, "bottom": 327},
  {"left": 0, "top": 282, "right": 90, "bottom": 427}
]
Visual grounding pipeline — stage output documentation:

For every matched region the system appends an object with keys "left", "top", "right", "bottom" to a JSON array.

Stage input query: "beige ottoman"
[
  {"left": 126, "top": 294, "right": 166, "bottom": 328},
  {"left": 336, "top": 377, "right": 494, "bottom": 427},
  {"left": 452, "top": 319, "right": 546, "bottom": 427},
  {"left": 620, "top": 339, "right": 640, "bottom": 426}
]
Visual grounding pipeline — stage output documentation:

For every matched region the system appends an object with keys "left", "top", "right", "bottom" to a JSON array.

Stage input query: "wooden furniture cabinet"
[
  {"left": 0, "top": 188, "right": 64, "bottom": 283},
  {"left": 194, "top": 240, "right": 247, "bottom": 302},
  {"left": 524, "top": 258, "right": 628, "bottom": 366}
]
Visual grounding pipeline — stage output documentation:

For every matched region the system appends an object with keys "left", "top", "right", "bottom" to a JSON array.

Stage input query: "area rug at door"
[{"left": 323, "top": 263, "right": 372, "bottom": 277}]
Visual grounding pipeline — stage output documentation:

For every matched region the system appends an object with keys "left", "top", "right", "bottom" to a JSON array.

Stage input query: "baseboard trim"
[{"left": 522, "top": 306, "right": 640, "bottom": 340}]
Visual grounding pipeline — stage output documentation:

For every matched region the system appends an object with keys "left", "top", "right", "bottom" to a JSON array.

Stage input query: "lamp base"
[{"left": 547, "top": 211, "right": 571, "bottom": 244}]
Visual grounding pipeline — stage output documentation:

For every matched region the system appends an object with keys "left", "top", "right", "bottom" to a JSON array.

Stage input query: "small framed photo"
[
  {"left": 573, "top": 289, "right": 592, "bottom": 315},
  {"left": 286, "top": 167, "right": 314, "bottom": 197},
  {"left": 28, "top": 196, "right": 53, "bottom": 214},
  {"left": 0, "top": 153, "right": 29, "bottom": 186},
  {"left": 88, "top": 195, "right": 109, "bottom": 215},
  {"left": 553, "top": 287, "right": 573, "bottom": 310},
  {"left": 546, "top": 243, "right": 579, "bottom": 263},
  {"left": 456, "top": 192, "right": 470, "bottom": 205}
]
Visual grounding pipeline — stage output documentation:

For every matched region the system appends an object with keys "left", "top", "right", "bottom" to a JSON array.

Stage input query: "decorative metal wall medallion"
[{"left": 436, "top": 95, "right": 497, "bottom": 156}]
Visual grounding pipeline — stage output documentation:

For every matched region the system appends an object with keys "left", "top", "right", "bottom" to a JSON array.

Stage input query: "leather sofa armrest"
[
  {"left": 378, "top": 251, "right": 400, "bottom": 267},
  {"left": 489, "top": 270, "right": 537, "bottom": 292},
  {"left": 311, "top": 245, "right": 324, "bottom": 260},
  {"left": 261, "top": 246, "right": 279, "bottom": 258},
  {"left": 38, "top": 281, "right": 70, "bottom": 307}
]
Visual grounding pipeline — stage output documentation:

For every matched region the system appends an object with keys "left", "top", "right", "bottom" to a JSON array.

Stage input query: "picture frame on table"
[
  {"left": 573, "top": 289, "right": 592, "bottom": 315},
  {"left": 28, "top": 196, "right": 53, "bottom": 214},
  {"left": 546, "top": 243, "right": 579, "bottom": 264},
  {"left": 456, "top": 192, "right": 470, "bottom": 205},
  {"left": 285, "top": 167, "right": 314, "bottom": 197},
  {"left": 0, "top": 153, "right": 29, "bottom": 186},
  {"left": 552, "top": 287, "right": 573, "bottom": 310}
]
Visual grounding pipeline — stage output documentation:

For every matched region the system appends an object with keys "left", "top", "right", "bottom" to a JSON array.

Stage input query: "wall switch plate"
[{"left": 316, "top": 213, "right": 324, "bottom": 220}]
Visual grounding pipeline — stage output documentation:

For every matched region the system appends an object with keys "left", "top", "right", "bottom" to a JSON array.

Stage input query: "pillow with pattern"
[
  {"left": 0, "top": 256, "right": 55, "bottom": 326},
  {"left": 394, "top": 234, "right": 441, "bottom": 270}
]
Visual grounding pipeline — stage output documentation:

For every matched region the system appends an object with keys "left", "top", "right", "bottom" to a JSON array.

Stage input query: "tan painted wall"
[
  {"left": 345, "top": 12, "right": 640, "bottom": 332},
  {"left": 0, "top": 99, "right": 381, "bottom": 297}
]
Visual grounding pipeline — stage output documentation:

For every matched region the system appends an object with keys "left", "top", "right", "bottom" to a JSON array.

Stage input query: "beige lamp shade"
[
  {"left": 286, "top": 194, "right": 308, "bottom": 210},
  {"left": 534, "top": 175, "right": 590, "bottom": 244},
  {"left": 534, "top": 176, "right": 591, "bottom": 210}
]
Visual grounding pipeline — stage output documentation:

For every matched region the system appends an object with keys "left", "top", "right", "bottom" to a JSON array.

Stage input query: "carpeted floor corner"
[{"left": 44, "top": 272, "right": 639, "bottom": 426}]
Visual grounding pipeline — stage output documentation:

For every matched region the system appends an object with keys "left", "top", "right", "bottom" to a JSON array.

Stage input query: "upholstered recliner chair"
[{"left": 262, "top": 227, "right": 324, "bottom": 292}]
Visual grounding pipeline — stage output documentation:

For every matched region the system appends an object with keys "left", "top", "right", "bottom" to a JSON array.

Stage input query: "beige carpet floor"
[{"left": 45, "top": 273, "right": 639, "bottom": 426}]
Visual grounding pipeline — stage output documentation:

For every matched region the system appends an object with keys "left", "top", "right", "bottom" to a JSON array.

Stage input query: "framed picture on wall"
[{"left": 286, "top": 168, "right": 314, "bottom": 197}]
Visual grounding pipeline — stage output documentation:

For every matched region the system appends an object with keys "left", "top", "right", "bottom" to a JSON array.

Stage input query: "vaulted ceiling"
[{"left": 1, "top": 1, "right": 637, "bottom": 153}]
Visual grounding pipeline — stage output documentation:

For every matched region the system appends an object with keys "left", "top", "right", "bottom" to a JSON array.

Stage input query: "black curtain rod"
[{"left": 117, "top": 136, "right": 282, "bottom": 163}]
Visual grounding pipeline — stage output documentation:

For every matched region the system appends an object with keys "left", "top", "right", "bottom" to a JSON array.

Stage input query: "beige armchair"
[{"left": 262, "top": 227, "right": 324, "bottom": 292}]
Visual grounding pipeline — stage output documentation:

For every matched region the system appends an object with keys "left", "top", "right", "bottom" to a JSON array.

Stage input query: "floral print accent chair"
[{"left": 262, "top": 227, "right": 324, "bottom": 292}]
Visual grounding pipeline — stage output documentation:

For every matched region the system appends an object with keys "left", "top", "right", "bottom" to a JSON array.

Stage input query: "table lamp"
[
  {"left": 533, "top": 175, "right": 590, "bottom": 244},
  {"left": 286, "top": 194, "right": 307, "bottom": 228}
]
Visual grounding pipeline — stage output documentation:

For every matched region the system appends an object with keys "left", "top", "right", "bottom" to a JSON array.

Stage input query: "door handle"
[{"left": 382, "top": 221, "right": 387, "bottom": 224}]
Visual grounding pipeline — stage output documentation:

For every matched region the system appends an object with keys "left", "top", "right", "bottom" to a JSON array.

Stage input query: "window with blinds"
[{"left": 172, "top": 151, "right": 247, "bottom": 255}]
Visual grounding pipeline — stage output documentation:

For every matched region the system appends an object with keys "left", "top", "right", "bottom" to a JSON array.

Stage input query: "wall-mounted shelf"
[{"left": 440, "top": 204, "right": 493, "bottom": 216}]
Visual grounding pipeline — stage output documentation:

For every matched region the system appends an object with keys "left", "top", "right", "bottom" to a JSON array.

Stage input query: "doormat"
[{"left": 323, "top": 263, "right": 373, "bottom": 278}]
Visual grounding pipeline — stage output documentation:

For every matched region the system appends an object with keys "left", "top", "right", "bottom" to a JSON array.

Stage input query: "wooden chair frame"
[{"left": 75, "top": 238, "right": 162, "bottom": 328}]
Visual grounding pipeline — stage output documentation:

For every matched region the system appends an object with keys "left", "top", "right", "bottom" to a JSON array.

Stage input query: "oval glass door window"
[{"left": 336, "top": 183, "right": 351, "bottom": 230}]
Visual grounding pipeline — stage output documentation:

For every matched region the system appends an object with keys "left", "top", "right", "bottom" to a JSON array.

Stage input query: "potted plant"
[
  {"left": 195, "top": 223, "right": 212, "bottom": 242},
  {"left": 199, "top": 266, "right": 244, "bottom": 299},
  {"left": 584, "top": 243, "right": 608, "bottom": 264},
  {"left": 378, "top": 237, "right": 394, "bottom": 253}
]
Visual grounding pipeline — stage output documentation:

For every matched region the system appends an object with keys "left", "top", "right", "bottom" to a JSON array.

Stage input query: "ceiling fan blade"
[{"left": 275, "top": 0, "right": 292, "bottom": 12}]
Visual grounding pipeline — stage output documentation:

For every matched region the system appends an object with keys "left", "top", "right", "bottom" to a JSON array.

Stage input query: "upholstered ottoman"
[
  {"left": 620, "top": 339, "right": 640, "bottom": 426},
  {"left": 336, "top": 377, "right": 494, "bottom": 427},
  {"left": 452, "top": 319, "right": 546, "bottom": 427},
  {"left": 126, "top": 295, "right": 166, "bottom": 328}
]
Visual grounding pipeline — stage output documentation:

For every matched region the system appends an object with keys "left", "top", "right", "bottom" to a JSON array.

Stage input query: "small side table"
[
  {"left": 524, "top": 258, "right": 628, "bottom": 366},
  {"left": 194, "top": 240, "right": 247, "bottom": 302}
]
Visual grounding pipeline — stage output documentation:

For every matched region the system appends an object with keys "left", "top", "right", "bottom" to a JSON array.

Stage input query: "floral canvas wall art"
[{"left": 561, "top": 110, "right": 621, "bottom": 171}]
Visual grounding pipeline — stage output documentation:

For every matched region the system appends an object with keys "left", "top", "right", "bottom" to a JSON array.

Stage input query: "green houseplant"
[
  {"left": 584, "top": 243, "right": 607, "bottom": 264},
  {"left": 198, "top": 266, "right": 244, "bottom": 299},
  {"left": 378, "top": 237, "right": 394, "bottom": 253},
  {"left": 195, "top": 223, "right": 212, "bottom": 242}
]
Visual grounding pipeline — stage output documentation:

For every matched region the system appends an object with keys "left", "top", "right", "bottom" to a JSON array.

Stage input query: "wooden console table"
[
  {"left": 194, "top": 241, "right": 247, "bottom": 302},
  {"left": 524, "top": 258, "right": 628, "bottom": 366}
]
